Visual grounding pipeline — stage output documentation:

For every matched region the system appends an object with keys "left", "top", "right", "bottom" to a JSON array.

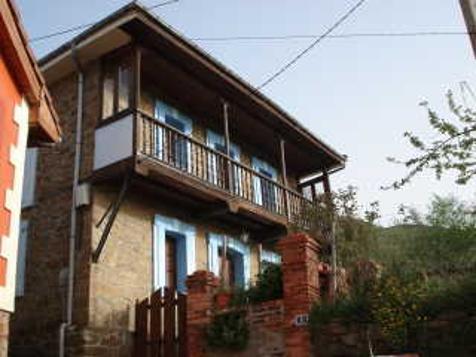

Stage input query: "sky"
[{"left": 17, "top": 0, "right": 476, "bottom": 225}]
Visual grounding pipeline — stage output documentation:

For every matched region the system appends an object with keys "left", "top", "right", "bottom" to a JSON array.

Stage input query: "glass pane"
[
  {"left": 102, "top": 73, "right": 114, "bottom": 118},
  {"left": 118, "top": 65, "right": 131, "bottom": 112}
]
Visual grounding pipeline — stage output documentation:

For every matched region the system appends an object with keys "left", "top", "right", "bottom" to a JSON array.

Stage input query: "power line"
[
  {"left": 29, "top": 0, "right": 179, "bottom": 43},
  {"left": 257, "top": 0, "right": 368, "bottom": 90},
  {"left": 190, "top": 31, "right": 471, "bottom": 42}
]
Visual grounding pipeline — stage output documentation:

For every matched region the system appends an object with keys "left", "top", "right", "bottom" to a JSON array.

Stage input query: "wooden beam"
[
  {"left": 311, "top": 184, "right": 317, "bottom": 202},
  {"left": 133, "top": 45, "right": 142, "bottom": 109},
  {"left": 92, "top": 172, "right": 131, "bottom": 263},
  {"left": 323, "top": 169, "right": 331, "bottom": 195},
  {"left": 279, "top": 137, "right": 291, "bottom": 219},
  {"left": 222, "top": 101, "right": 231, "bottom": 156},
  {"left": 279, "top": 138, "right": 288, "bottom": 187}
]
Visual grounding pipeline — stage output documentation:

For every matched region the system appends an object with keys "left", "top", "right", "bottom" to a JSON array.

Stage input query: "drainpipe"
[{"left": 59, "top": 43, "right": 84, "bottom": 357}]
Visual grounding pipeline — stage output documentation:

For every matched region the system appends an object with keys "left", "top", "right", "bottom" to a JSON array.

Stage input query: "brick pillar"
[
  {"left": 185, "top": 270, "right": 219, "bottom": 357},
  {"left": 0, "top": 310, "right": 9, "bottom": 357},
  {"left": 278, "top": 232, "right": 320, "bottom": 357}
]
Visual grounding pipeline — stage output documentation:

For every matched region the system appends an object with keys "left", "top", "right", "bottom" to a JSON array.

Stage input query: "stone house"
[{"left": 10, "top": 3, "right": 345, "bottom": 356}]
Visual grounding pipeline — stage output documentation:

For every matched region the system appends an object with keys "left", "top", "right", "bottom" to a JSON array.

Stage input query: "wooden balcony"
[{"left": 93, "top": 110, "right": 313, "bottom": 234}]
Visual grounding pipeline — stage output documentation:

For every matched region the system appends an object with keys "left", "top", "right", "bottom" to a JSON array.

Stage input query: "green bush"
[
  {"left": 247, "top": 263, "right": 283, "bottom": 303},
  {"left": 206, "top": 311, "right": 249, "bottom": 351}
]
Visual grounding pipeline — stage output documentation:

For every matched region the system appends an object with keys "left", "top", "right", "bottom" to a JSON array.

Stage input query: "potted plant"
[{"left": 216, "top": 285, "right": 232, "bottom": 309}]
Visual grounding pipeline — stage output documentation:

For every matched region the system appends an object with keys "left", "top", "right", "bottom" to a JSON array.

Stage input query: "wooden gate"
[{"left": 134, "top": 288, "right": 187, "bottom": 357}]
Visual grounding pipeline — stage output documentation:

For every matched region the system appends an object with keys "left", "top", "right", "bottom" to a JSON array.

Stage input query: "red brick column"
[
  {"left": 278, "top": 232, "right": 320, "bottom": 357},
  {"left": 185, "top": 270, "right": 219, "bottom": 357}
]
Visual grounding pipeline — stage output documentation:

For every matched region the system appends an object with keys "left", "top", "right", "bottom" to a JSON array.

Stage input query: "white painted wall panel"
[{"left": 93, "top": 115, "right": 133, "bottom": 170}]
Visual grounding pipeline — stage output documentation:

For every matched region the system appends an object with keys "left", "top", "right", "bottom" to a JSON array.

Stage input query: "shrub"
[
  {"left": 247, "top": 264, "right": 283, "bottom": 303},
  {"left": 206, "top": 311, "right": 249, "bottom": 351}
]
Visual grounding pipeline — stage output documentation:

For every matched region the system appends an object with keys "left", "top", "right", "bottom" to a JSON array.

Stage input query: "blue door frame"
[{"left": 153, "top": 214, "right": 196, "bottom": 293}]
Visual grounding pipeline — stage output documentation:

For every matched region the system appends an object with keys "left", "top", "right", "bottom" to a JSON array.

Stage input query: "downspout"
[{"left": 59, "top": 43, "right": 84, "bottom": 357}]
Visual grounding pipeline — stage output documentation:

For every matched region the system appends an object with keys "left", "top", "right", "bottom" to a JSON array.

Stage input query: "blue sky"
[{"left": 17, "top": 0, "right": 476, "bottom": 224}]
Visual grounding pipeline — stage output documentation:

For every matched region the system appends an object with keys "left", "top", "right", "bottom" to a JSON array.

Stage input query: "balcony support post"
[
  {"left": 322, "top": 169, "right": 337, "bottom": 301},
  {"left": 133, "top": 45, "right": 142, "bottom": 109},
  {"left": 222, "top": 101, "right": 234, "bottom": 193},
  {"left": 133, "top": 46, "right": 142, "bottom": 155},
  {"left": 280, "top": 137, "right": 291, "bottom": 219}
]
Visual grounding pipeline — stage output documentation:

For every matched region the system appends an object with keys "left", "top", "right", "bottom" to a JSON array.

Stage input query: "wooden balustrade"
[{"left": 137, "top": 112, "right": 312, "bottom": 223}]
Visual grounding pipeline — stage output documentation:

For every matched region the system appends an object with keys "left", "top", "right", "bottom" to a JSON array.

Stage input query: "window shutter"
[
  {"left": 15, "top": 220, "right": 29, "bottom": 296},
  {"left": 22, "top": 148, "right": 38, "bottom": 208}
]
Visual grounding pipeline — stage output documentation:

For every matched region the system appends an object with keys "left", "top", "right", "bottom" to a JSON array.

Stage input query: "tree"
[{"left": 385, "top": 91, "right": 476, "bottom": 189}]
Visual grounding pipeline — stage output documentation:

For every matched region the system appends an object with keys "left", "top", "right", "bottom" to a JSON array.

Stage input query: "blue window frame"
[
  {"left": 261, "top": 249, "right": 281, "bottom": 272},
  {"left": 252, "top": 157, "right": 278, "bottom": 211},
  {"left": 206, "top": 130, "right": 242, "bottom": 194},
  {"left": 207, "top": 233, "right": 250, "bottom": 288},
  {"left": 153, "top": 100, "right": 193, "bottom": 171}
]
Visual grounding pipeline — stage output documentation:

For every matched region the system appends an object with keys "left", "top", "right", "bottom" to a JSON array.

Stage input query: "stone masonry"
[{"left": 0, "top": 310, "right": 9, "bottom": 357}]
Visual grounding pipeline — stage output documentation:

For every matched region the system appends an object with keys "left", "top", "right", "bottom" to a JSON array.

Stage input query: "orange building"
[{"left": 0, "top": 0, "right": 60, "bottom": 354}]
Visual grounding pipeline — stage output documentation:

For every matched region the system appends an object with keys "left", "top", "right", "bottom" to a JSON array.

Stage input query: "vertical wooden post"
[
  {"left": 222, "top": 100, "right": 234, "bottom": 193},
  {"left": 322, "top": 169, "right": 331, "bottom": 195},
  {"left": 133, "top": 46, "right": 142, "bottom": 110},
  {"left": 280, "top": 137, "right": 291, "bottom": 219},
  {"left": 310, "top": 184, "right": 317, "bottom": 202},
  {"left": 322, "top": 169, "right": 337, "bottom": 301},
  {"left": 223, "top": 101, "right": 231, "bottom": 156},
  {"left": 133, "top": 46, "right": 142, "bottom": 155}
]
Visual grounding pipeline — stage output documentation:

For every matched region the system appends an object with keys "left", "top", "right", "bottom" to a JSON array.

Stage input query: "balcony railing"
[{"left": 137, "top": 112, "right": 312, "bottom": 223}]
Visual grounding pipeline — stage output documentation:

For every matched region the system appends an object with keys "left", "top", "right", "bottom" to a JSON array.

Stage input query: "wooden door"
[{"left": 165, "top": 237, "right": 177, "bottom": 290}]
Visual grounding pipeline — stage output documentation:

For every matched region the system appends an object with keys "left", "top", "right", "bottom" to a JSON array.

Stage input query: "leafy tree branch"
[{"left": 384, "top": 90, "right": 476, "bottom": 189}]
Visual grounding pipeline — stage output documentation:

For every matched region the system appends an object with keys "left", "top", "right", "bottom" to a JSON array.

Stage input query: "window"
[
  {"left": 207, "top": 233, "right": 250, "bottom": 288},
  {"left": 102, "top": 73, "right": 115, "bottom": 118},
  {"left": 101, "top": 61, "right": 132, "bottom": 119},
  {"left": 117, "top": 65, "right": 131, "bottom": 112},
  {"left": 252, "top": 157, "right": 278, "bottom": 211},
  {"left": 260, "top": 249, "right": 281, "bottom": 272},
  {"left": 206, "top": 130, "right": 242, "bottom": 193},
  {"left": 16, "top": 220, "right": 29, "bottom": 296},
  {"left": 153, "top": 100, "right": 193, "bottom": 171},
  {"left": 22, "top": 148, "right": 38, "bottom": 208}
]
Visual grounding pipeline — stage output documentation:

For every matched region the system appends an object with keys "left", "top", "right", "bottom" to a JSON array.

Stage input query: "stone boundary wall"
[
  {"left": 208, "top": 300, "right": 285, "bottom": 357},
  {"left": 313, "top": 311, "right": 476, "bottom": 357}
]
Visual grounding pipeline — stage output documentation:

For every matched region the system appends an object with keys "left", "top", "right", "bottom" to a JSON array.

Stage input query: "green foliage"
[
  {"left": 227, "top": 264, "right": 283, "bottom": 308},
  {"left": 371, "top": 274, "right": 427, "bottom": 349},
  {"left": 386, "top": 90, "right": 476, "bottom": 189},
  {"left": 374, "top": 195, "right": 476, "bottom": 278},
  {"left": 310, "top": 195, "right": 476, "bottom": 352},
  {"left": 247, "top": 263, "right": 283, "bottom": 303},
  {"left": 206, "top": 311, "right": 249, "bottom": 351}
]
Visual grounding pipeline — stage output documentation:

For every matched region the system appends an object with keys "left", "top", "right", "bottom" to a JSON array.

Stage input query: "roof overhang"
[
  {"left": 39, "top": 2, "right": 346, "bottom": 173},
  {"left": 0, "top": 0, "right": 61, "bottom": 143}
]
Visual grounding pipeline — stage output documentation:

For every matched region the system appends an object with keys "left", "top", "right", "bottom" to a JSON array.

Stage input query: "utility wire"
[
  {"left": 190, "top": 31, "right": 472, "bottom": 42},
  {"left": 257, "top": 0, "right": 368, "bottom": 90},
  {"left": 29, "top": 0, "right": 179, "bottom": 43}
]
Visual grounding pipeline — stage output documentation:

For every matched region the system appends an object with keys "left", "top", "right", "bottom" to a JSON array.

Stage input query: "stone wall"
[
  {"left": 207, "top": 300, "right": 285, "bottom": 357},
  {"left": 10, "top": 60, "right": 100, "bottom": 357},
  {"left": 312, "top": 311, "right": 476, "bottom": 357},
  {"left": 82, "top": 183, "right": 266, "bottom": 355},
  {"left": 0, "top": 310, "right": 9, "bottom": 357}
]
